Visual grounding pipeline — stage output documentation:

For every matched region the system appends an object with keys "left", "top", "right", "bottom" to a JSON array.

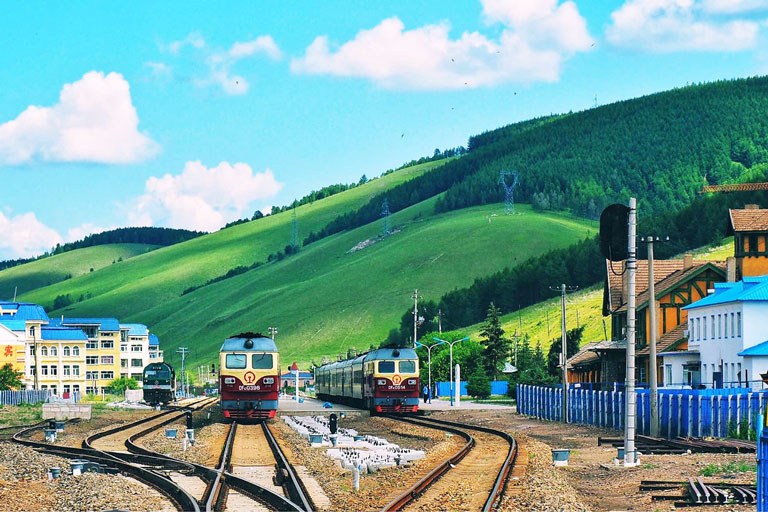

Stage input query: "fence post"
[
  {"left": 667, "top": 394, "right": 672, "bottom": 439},
  {"left": 727, "top": 395, "right": 733, "bottom": 437},
  {"left": 749, "top": 392, "right": 754, "bottom": 434},
  {"left": 697, "top": 395, "right": 702, "bottom": 438},
  {"left": 737, "top": 393, "right": 742, "bottom": 438}
]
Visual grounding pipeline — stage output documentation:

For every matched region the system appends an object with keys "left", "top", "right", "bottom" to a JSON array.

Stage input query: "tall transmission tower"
[
  {"left": 381, "top": 198, "right": 391, "bottom": 236},
  {"left": 498, "top": 170, "right": 519, "bottom": 214},
  {"left": 290, "top": 204, "right": 299, "bottom": 250}
]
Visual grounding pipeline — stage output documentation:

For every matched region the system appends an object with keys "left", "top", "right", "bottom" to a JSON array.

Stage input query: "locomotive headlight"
[
  {"left": 224, "top": 377, "right": 235, "bottom": 385},
  {"left": 263, "top": 377, "right": 275, "bottom": 385},
  {"left": 407, "top": 379, "right": 417, "bottom": 385},
  {"left": 377, "top": 379, "right": 386, "bottom": 386}
]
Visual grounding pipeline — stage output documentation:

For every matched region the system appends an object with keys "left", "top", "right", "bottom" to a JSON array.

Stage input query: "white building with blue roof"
[{"left": 683, "top": 275, "right": 768, "bottom": 390}]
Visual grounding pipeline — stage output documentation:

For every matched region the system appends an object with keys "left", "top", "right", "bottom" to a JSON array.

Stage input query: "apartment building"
[
  {"left": 119, "top": 323, "right": 151, "bottom": 382},
  {"left": 53, "top": 317, "right": 121, "bottom": 394}
]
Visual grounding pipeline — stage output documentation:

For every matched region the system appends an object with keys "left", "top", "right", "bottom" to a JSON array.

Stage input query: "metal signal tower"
[
  {"left": 290, "top": 204, "right": 299, "bottom": 250},
  {"left": 498, "top": 170, "right": 519, "bottom": 214},
  {"left": 381, "top": 198, "right": 391, "bottom": 235}
]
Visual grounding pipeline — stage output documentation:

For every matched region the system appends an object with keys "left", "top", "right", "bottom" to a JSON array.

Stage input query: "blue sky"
[{"left": 1, "top": 0, "right": 768, "bottom": 259}]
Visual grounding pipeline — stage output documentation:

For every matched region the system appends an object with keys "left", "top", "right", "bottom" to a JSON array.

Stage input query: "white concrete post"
[{"left": 454, "top": 364, "right": 460, "bottom": 406}]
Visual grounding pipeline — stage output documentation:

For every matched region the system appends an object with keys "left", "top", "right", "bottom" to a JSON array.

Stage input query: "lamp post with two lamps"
[{"left": 414, "top": 339, "right": 443, "bottom": 403}]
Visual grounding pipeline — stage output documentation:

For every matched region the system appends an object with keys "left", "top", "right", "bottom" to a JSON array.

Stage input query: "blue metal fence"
[
  {"left": 435, "top": 380, "right": 508, "bottom": 397},
  {"left": 0, "top": 389, "right": 52, "bottom": 406},
  {"left": 518, "top": 384, "right": 768, "bottom": 439}
]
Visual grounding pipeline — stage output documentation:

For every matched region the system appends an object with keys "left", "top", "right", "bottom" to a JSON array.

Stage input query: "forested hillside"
[{"left": 307, "top": 77, "right": 768, "bottom": 249}]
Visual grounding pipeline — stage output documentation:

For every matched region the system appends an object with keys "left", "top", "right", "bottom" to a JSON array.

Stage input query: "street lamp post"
[
  {"left": 415, "top": 340, "right": 443, "bottom": 403},
  {"left": 433, "top": 337, "right": 469, "bottom": 406}
]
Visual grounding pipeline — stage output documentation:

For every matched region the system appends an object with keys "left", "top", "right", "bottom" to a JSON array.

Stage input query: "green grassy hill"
[
  {"left": 20, "top": 161, "right": 441, "bottom": 315},
  {"left": 132, "top": 202, "right": 595, "bottom": 368},
  {"left": 0, "top": 244, "right": 158, "bottom": 300}
]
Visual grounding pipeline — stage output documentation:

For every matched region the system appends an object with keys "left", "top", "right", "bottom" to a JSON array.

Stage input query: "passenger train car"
[
  {"left": 315, "top": 348, "right": 419, "bottom": 413},
  {"left": 142, "top": 362, "right": 176, "bottom": 406},
  {"left": 219, "top": 332, "right": 280, "bottom": 419}
]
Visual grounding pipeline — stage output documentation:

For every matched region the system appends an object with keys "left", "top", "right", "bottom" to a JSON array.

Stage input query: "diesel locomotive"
[
  {"left": 315, "top": 348, "right": 420, "bottom": 413},
  {"left": 219, "top": 332, "right": 280, "bottom": 419},
  {"left": 142, "top": 361, "right": 176, "bottom": 405}
]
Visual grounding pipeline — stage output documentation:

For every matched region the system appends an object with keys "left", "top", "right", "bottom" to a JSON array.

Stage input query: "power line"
[{"left": 498, "top": 170, "right": 519, "bottom": 214}]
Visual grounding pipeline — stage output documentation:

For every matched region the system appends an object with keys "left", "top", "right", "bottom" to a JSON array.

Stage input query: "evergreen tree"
[
  {"left": 516, "top": 334, "right": 533, "bottom": 372},
  {"left": 0, "top": 364, "right": 22, "bottom": 390},
  {"left": 480, "top": 302, "right": 510, "bottom": 378},
  {"left": 547, "top": 326, "right": 584, "bottom": 377}
]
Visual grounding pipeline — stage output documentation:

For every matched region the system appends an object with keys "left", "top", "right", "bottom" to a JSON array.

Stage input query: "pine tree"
[
  {"left": 516, "top": 334, "right": 533, "bottom": 372},
  {"left": 480, "top": 302, "right": 510, "bottom": 378}
]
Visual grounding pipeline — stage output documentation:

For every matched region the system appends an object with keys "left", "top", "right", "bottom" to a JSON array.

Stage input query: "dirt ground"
[{"left": 431, "top": 408, "right": 758, "bottom": 512}]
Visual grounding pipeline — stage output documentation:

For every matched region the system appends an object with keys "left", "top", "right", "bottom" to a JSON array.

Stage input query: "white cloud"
[
  {"left": 129, "top": 161, "right": 283, "bottom": 232},
  {"left": 606, "top": 0, "right": 761, "bottom": 52},
  {"left": 0, "top": 211, "right": 62, "bottom": 259},
  {"left": 290, "top": 1, "right": 593, "bottom": 90},
  {"left": 166, "top": 34, "right": 281, "bottom": 95},
  {"left": 168, "top": 32, "right": 206, "bottom": 54},
  {"left": 144, "top": 61, "right": 171, "bottom": 79},
  {"left": 0, "top": 71, "right": 159, "bottom": 166}
]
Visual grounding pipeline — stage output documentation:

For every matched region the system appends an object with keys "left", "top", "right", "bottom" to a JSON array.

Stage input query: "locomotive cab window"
[
  {"left": 378, "top": 361, "right": 395, "bottom": 373},
  {"left": 226, "top": 354, "right": 247, "bottom": 369},
  {"left": 251, "top": 353, "right": 273, "bottom": 369},
  {"left": 399, "top": 360, "right": 416, "bottom": 373}
]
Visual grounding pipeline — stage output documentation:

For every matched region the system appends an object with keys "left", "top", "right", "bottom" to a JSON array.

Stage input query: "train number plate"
[
  {"left": 387, "top": 385, "right": 406, "bottom": 390},
  {"left": 238, "top": 385, "right": 261, "bottom": 391}
]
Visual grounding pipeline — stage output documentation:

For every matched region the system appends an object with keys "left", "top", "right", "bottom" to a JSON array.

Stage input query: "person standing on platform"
[{"left": 422, "top": 384, "right": 429, "bottom": 403}]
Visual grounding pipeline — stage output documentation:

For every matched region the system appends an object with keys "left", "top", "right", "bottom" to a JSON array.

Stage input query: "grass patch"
[
  {"left": 0, "top": 402, "right": 44, "bottom": 425},
  {"left": 699, "top": 461, "right": 757, "bottom": 476}
]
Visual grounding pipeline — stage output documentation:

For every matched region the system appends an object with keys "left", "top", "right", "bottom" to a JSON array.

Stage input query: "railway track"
[
  {"left": 383, "top": 415, "right": 518, "bottom": 512},
  {"left": 12, "top": 397, "right": 218, "bottom": 512}
]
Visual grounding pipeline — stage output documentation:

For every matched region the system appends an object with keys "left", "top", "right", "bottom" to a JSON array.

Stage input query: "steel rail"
[
  {"left": 409, "top": 416, "right": 518, "bottom": 512},
  {"left": 13, "top": 423, "right": 201, "bottom": 512},
  {"left": 262, "top": 421, "right": 315, "bottom": 512},
  {"left": 204, "top": 421, "right": 236, "bottom": 512},
  {"left": 125, "top": 415, "right": 306, "bottom": 512},
  {"left": 381, "top": 416, "right": 475, "bottom": 512}
]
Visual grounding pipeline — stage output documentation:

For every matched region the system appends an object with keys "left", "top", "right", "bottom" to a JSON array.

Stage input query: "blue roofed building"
[
  {"left": 119, "top": 323, "right": 158, "bottom": 381},
  {"left": 681, "top": 275, "right": 768, "bottom": 390}
]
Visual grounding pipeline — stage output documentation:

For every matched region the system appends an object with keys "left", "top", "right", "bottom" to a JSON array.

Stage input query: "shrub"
[{"left": 467, "top": 370, "right": 491, "bottom": 399}]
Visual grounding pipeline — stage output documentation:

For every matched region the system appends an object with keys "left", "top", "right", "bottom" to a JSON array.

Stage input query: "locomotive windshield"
[
  {"left": 399, "top": 360, "right": 416, "bottom": 373},
  {"left": 145, "top": 369, "right": 171, "bottom": 379},
  {"left": 378, "top": 361, "right": 395, "bottom": 373},
  {"left": 226, "top": 354, "right": 247, "bottom": 369},
  {"left": 251, "top": 353, "right": 273, "bottom": 369}
]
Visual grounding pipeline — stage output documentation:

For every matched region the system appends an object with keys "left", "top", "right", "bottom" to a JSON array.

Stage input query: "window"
[
  {"left": 72, "top": 346, "right": 80, "bottom": 356},
  {"left": 749, "top": 234, "right": 758, "bottom": 254},
  {"left": 703, "top": 317, "right": 707, "bottom": 339},
  {"left": 72, "top": 365, "right": 80, "bottom": 376},
  {"left": 711, "top": 315, "right": 715, "bottom": 337},
  {"left": 226, "top": 354, "right": 247, "bottom": 369},
  {"left": 121, "top": 359, "right": 128, "bottom": 368},
  {"left": 29, "top": 366, "right": 36, "bottom": 376},
  {"left": 131, "top": 345, "right": 142, "bottom": 352},
  {"left": 100, "top": 371, "right": 114, "bottom": 379},
  {"left": 29, "top": 346, "right": 34, "bottom": 355},
  {"left": 696, "top": 318, "right": 700, "bottom": 340},
  {"left": 86, "top": 371, "right": 98, "bottom": 380},
  {"left": 29, "top": 326, "right": 36, "bottom": 338},
  {"left": 665, "top": 365, "right": 672, "bottom": 386},
  {"left": 724, "top": 314, "right": 729, "bottom": 338},
  {"left": 131, "top": 359, "right": 143, "bottom": 367},
  {"left": 378, "top": 361, "right": 395, "bottom": 373},
  {"left": 50, "top": 366, "right": 57, "bottom": 376},
  {"left": 41, "top": 365, "right": 48, "bottom": 376},
  {"left": 731, "top": 313, "right": 735, "bottom": 338},
  {"left": 82, "top": 326, "right": 97, "bottom": 338},
  {"left": 702, "top": 364, "right": 707, "bottom": 386},
  {"left": 63, "top": 385, "right": 70, "bottom": 394},
  {"left": 737, "top": 312, "right": 742, "bottom": 336},
  {"left": 121, "top": 345, "right": 127, "bottom": 352},
  {"left": 101, "top": 340, "right": 114, "bottom": 349},
  {"left": 63, "top": 365, "right": 70, "bottom": 376},
  {"left": 718, "top": 314, "right": 722, "bottom": 338},
  {"left": 86, "top": 356, "right": 98, "bottom": 365},
  {"left": 86, "top": 340, "right": 98, "bottom": 349},
  {"left": 63, "top": 346, "right": 70, "bottom": 357},
  {"left": 100, "top": 356, "right": 113, "bottom": 365},
  {"left": 121, "top": 331, "right": 127, "bottom": 343},
  {"left": 50, "top": 346, "right": 57, "bottom": 356},
  {"left": 72, "top": 385, "right": 80, "bottom": 393},
  {"left": 131, "top": 373, "right": 143, "bottom": 381},
  {"left": 399, "top": 360, "right": 416, "bottom": 373},
  {"left": 41, "top": 346, "right": 48, "bottom": 356},
  {"left": 251, "top": 353, "right": 274, "bottom": 369}
]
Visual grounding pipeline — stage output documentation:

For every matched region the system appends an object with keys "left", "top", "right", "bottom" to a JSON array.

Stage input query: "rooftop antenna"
[
  {"left": 290, "top": 203, "right": 299, "bottom": 251},
  {"left": 381, "top": 198, "right": 391, "bottom": 236},
  {"left": 498, "top": 170, "right": 519, "bottom": 214}
]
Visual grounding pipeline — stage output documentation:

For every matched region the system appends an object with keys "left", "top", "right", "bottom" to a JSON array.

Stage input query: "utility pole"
[
  {"left": 437, "top": 309, "right": 442, "bottom": 334},
  {"left": 641, "top": 235, "right": 669, "bottom": 438},
  {"left": 546, "top": 311, "right": 550, "bottom": 336},
  {"left": 268, "top": 327, "right": 277, "bottom": 341},
  {"left": 412, "top": 290, "right": 419, "bottom": 345},
  {"left": 550, "top": 284, "right": 578, "bottom": 422},
  {"left": 624, "top": 197, "right": 638, "bottom": 467},
  {"left": 176, "top": 347, "right": 189, "bottom": 399}
]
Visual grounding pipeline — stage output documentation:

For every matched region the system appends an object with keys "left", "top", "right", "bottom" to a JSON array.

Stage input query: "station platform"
[{"left": 417, "top": 398, "right": 514, "bottom": 410}]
